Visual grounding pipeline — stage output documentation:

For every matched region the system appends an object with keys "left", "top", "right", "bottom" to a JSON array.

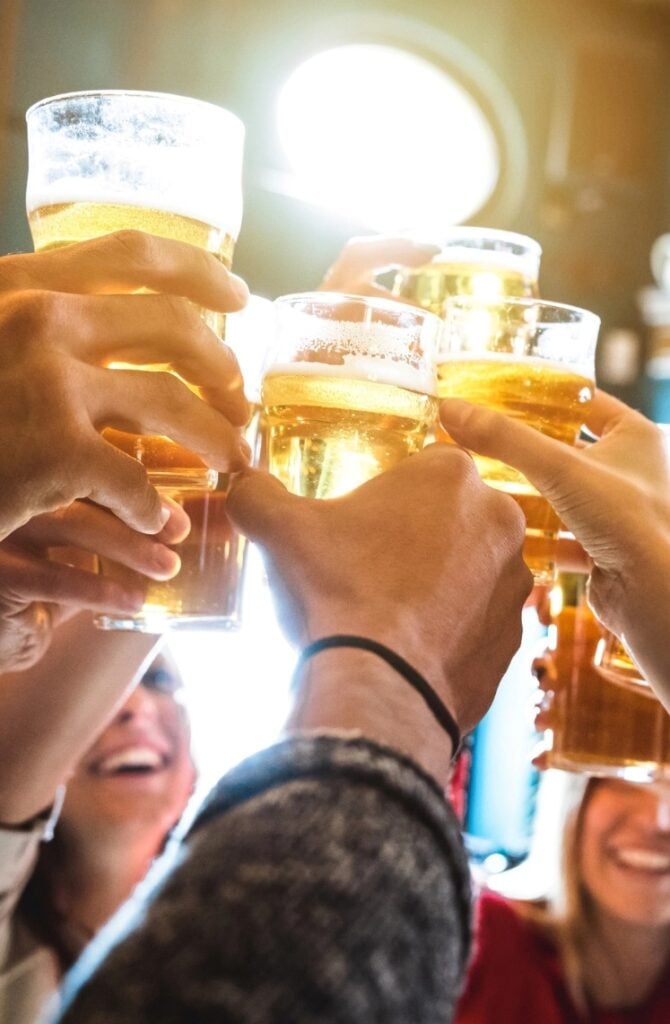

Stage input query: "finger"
[
  {"left": 86, "top": 367, "right": 250, "bottom": 472},
  {"left": 319, "top": 237, "right": 439, "bottom": 289},
  {"left": 556, "top": 535, "right": 591, "bottom": 573},
  {"left": 581, "top": 389, "right": 638, "bottom": 438},
  {"left": 156, "top": 496, "right": 191, "bottom": 545},
  {"left": 73, "top": 437, "right": 167, "bottom": 536},
  {"left": 14, "top": 501, "right": 183, "bottom": 581},
  {"left": 0, "top": 545, "right": 145, "bottom": 614},
  {"left": 0, "top": 231, "right": 249, "bottom": 311},
  {"left": 64, "top": 292, "right": 248, "bottom": 426},
  {"left": 227, "top": 468, "right": 304, "bottom": 541},
  {"left": 438, "top": 399, "right": 584, "bottom": 501},
  {"left": 531, "top": 750, "right": 551, "bottom": 772}
]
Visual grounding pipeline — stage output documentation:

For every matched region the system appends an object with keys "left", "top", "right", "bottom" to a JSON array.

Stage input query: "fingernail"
[
  {"left": 230, "top": 273, "right": 249, "bottom": 304},
  {"left": 159, "top": 504, "right": 171, "bottom": 528},
  {"left": 152, "top": 547, "right": 181, "bottom": 579},
  {"left": 238, "top": 438, "right": 253, "bottom": 461}
]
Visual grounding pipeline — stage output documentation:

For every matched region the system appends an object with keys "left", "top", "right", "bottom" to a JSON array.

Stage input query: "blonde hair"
[{"left": 486, "top": 770, "right": 599, "bottom": 1010}]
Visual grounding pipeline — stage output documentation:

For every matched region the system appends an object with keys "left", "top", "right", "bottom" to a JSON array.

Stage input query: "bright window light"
[{"left": 277, "top": 44, "right": 500, "bottom": 232}]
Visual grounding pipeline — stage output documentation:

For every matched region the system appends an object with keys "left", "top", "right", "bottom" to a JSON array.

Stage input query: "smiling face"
[
  {"left": 60, "top": 651, "right": 197, "bottom": 840},
  {"left": 579, "top": 779, "right": 670, "bottom": 927}
]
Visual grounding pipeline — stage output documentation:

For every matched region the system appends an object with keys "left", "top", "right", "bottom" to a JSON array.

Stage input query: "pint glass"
[
  {"left": 540, "top": 573, "right": 670, "bottom": 780},
  {"left": 26, "top": 90, "right": 244, "bottom": 490},
  {"left": 392, "top": 227, "right": 541, "bottom": 316},
  {"left": 439, "top": 297, "right": 599, "bottom": 583},
  {"left": 261, "top": 293, "right": 440, "bottom": 499}
]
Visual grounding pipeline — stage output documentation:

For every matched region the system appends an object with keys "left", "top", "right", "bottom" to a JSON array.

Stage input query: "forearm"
[
  {"left": 609, "top": 543, "right": 670, "bottom": 710},
  {"left": 0, "top": 613, "right": 158, "bottom": 822},
  {"left": 285, "top": 647, "right": 454, "bottom": 787},
  {"left": 58, "top": 735, "right": 471, "bottom": 1023}
]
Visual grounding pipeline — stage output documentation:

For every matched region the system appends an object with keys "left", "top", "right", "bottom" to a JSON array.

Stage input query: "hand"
[
  {"left": 318, "top": 236, "right": 439, "bottom": 300},
  {"left": 228, "top": 445, "right": 532, "bottom": 735},
  {"left": 0, "top": 498, "right": 189, "bottom": 672},
  {"left": 0, "top": 231, "right": 251, "bottom": 540},
  {"left": 439, "top": 391, "right": 670, "bottom": 702}
]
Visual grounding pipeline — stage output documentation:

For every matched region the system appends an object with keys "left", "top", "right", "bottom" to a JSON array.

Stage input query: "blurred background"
[{"left": 2, "top": 0, "right": 670, "bottom": 860}]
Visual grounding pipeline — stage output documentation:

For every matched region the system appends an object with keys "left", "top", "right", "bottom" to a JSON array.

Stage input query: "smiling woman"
[
  {"left": 0, "top": 629, "right": 197, "bottom": 1023},
  {"left": 454, "top": 775, "right": 670, "bottom": 1023}
]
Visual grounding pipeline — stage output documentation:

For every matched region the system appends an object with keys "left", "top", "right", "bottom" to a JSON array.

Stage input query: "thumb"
[
  {"left": 226, "top": 468, "right": 303, "bottom": 543},
  {"left": 438, "top": 398, "right": 584, "bottom": 504}
]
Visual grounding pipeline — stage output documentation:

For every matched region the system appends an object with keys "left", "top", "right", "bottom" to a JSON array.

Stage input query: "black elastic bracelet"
[{"left": 292, "top": 634, "right": 461, "bottom": 759}]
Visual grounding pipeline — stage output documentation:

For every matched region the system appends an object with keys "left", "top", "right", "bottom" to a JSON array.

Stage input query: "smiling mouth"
[
  {"left": 92, "top": 747, "right": 169, "bottom": 777},
  {"left": 612, "top": 848, "right": 670, "bottom": 874}
]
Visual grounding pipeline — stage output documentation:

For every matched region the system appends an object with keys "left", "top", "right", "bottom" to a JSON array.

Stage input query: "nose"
[{"left": 115, "top": 682, "right": 160, "bottom": 725}]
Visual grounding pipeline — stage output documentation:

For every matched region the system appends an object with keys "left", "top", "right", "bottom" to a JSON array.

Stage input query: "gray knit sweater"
[{"left": 56, "top": 734, "right": 471, "bottom": 1023}]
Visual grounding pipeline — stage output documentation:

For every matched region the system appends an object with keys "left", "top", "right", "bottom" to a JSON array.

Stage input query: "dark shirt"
[{"left": 57, "top": 734, "right": 471, "bottom": 1024}]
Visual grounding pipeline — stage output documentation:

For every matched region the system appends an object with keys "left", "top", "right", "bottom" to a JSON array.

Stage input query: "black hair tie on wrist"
[{"left": 292, "top": 634, "right": 461, "bottom": 759}]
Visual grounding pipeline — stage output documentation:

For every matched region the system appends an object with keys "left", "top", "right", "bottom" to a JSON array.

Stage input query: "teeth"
[
  {"left": 97, "top": 747, "right": 164, "bottom": 774},
  {"left": 615, "top": 848, "right": 670, "bottom": 872}
]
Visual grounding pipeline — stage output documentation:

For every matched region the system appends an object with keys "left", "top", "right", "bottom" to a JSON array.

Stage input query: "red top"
[{"left": 454, "top": 890, "right": 670, "bottom": 1024}]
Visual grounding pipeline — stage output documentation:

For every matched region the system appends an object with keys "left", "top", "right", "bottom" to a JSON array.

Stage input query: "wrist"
[{"left": 284, "top": 646, "right": 454, "bottom": 786}]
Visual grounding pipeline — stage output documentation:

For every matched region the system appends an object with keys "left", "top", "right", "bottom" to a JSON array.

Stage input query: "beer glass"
[
  {"left": 439, "top": 296, "right": 599, "bottom": 583},
  {"left": 392, "top": 227, "right": 541, "bottom": 316},
  {"left": 26, "top": 89, "right": 244, "bottom": 490},
  {"left": 539, "top": 572, "right": 670, "bottom": 780},
  {"left": 96, "top": 486, "right": 247, "bottom": 631},
  {"left": 261, "top": 293, "right": 440, "bottom": 499}
]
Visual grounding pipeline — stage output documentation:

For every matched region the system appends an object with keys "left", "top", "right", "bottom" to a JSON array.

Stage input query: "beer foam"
[
  {"left": 440, "top": 350, "right": 595, "bottom": 381},
  {"left": 26, "top": 94, "right": 244, "bottom": 236},
  {"left": 266, "top": 356, "right": 436, "bottom": 397}
]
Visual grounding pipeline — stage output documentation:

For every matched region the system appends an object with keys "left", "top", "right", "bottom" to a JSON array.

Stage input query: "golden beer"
[
  {"left": 263, "top": 367, "right": 436, "bottom": 499},
  {"left": 28, "top": 200, "right": 236, "bottom": 490},
  {"left": 394, "top": 261, "right": 538, "bottom": 316},
  {"left": 436, "top": 354, "right": 594, "bottom": 582},
  {"left": 97, "top": 487, "right": 247, "bottom": 630},
  {"left": 392, "top": 229, "right": 541, "bottom": 316},
  {"left": 541, "top": 573, "right": 670, "bottom": 779}
]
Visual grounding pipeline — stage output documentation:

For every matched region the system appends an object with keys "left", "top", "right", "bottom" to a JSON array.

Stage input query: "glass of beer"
[
  {"left": 392, "top": 227, "right": 541, "bottom": 316},
  {"left": 439, "top": 296, "right": 599, "bottom": 583},
  {"left": 26, "top": 89, "right": 244, "bottom": 490},
  {"left": 95, "top": 485, "right": 248, "bottom": 632},
  {"left": 261, "top": 293, "right": 440, "bottom": 499},
  {"left": 539, "top": 572, "right": 670, "bottom": 780}
]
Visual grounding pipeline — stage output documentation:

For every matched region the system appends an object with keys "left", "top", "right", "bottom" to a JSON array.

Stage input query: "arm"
[
  {"left": 440, "top": 391, "right": 670, "bottom": 706},
  {"left": 0, "top": 613, "right": 159, "bottom": 824},
  {"left": 59, "top": 735, "right": 471, "bottom": 1024},
  {"left": 55, "top": 446, "right": 531, "bottom": 1022}
]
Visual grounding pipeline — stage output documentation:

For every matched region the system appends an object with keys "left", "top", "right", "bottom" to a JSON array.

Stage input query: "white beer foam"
[
  {"left": 273, "top": 313, "right": 437, "bottom": 395},
  {"left": 439, "top": 350, "right": 595, "bottom": 381},
  {"left": 266, "top": 356, "right": 436, "bottom": 397},
  {"left": 26, "top": 94, "right": 244, "bottom": 236}
]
